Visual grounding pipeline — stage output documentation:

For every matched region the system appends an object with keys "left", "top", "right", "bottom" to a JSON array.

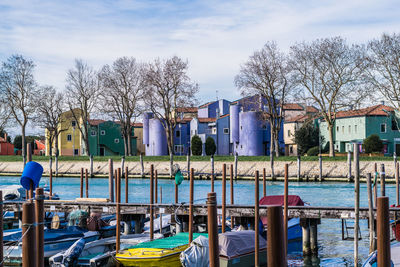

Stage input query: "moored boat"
[
  {"left": 115, "top": 232, "right": 207, "bottom": 266},
  {"left": 362, "top": 241, "right": 400, "bottom": 266}
]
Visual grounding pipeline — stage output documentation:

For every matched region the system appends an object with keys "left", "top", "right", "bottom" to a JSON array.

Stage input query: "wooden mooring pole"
[
  {"left": 396, "top": 162, "right": 399, "bottom": 206},
  {"left": 187, "top": 152, "right": 190, "bottom": 180},
  {"left": 85, "top": 168, "right": 89, "bottom": 198},
  {"left": 116, "top": 168, "right": 121, "bottom": 258},
  {"left": 263, "top": 168, "right": 266, "bottom": 197},
  {"left": 367, "top": 173, "right": 375, "bottom": 253},
  {"left": 49, "top": 169, "right": 53, "bottom": 200},
  {"left": 80, "top": 168, "right": 84, "bottom": 198},
  {"left": 109, "top": 159, "right": 114, "bottom": 202},
  {"left": 284, "top": 164, "right": 289, "bottom": 256},
  {"left": 155, "top": 170, "right": 158, "bottom": 203},
  {"left": 211, "top": 155, "right": 215, "bottom": 192},
  {"left": 175, "top": 183, "right": 178, "bottom": 204},
  {"left": 207, "top": 192, "right": 219, "bottom": 267},
  {"left": 374, "top": 163, "right": 378, "bottom": 208},
  {"left": 22, "top": 202, "right": 36, "bottom": 267},
  {"left": 150, "top": 164, "right": 154, "bottom": 240},
  {"left": 319, "top": 154, "right": 323, "bottom": 181},
  {"left": 297, "top": 155, "right": 301, "bottom": 181},
  {"left": 140, "top": 153, "right": 144, "bottom": 178},
  {"left": 348, "top": 150, "right": 352, "bottom": 182},
  {"left": 222, "top": 163, "right": 226, "bottom": 233},
  {"left": 267, "top": 205, "right": 286, "bottom": 267},
  {"left": 353, "top": 143, "right": 360, "bottom": 266},
  {"left": 255, "top": 170, "right": 260, "bottom": 267},
  {"left": 234, "top": 152, "right": 238, "bottom": 180},
  {"left": 377, "top": 196, "right": 390, "bottom": 267},
  {"left": 230, "top": 164, "right": 234, "bottom": 205},
  {"left": 189, "top": 168, "right": 194, "bottom": 243},
  {"left": 35, "top": 188, "right": 44, "bottom": 267},
  {"left": 125, "top": 166, "right": 129, "bottom": 203},
  {"left": 380, "top": 163, "right": 385, "bottom": 196}
]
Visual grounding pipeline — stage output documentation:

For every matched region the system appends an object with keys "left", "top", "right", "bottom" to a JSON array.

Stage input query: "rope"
[{"left": 0, "top": 224, "right": 33, "bottom": 265}]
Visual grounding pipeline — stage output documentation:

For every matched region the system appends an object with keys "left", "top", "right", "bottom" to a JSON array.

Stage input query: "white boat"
[
  {"left": 362, "top": 241, "right": 400, "bottom": 266},
  {"left": 49, "top": 233, "right": 163, "bottom": 267}
]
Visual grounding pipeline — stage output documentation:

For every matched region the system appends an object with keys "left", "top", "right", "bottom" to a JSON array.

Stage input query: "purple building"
[{"left": 143, "top": 113, "right": 168, "bottom": 156}]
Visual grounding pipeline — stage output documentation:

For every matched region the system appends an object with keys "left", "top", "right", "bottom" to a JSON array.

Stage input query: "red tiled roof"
[
  {"left": 176, "top": 107, "right": 198, "bottom": 113},
  {"left": 306, "top": 106, "right": 319, "bottom": 113},
  {"left": 285, "top": 114, "right": 309, "bottom": 123},
  {"left": 219, "top": 114, "right": 230, "bottom": 119},
  {"left": 283, "top": 103, "right": 303, "bottom": 110},
  {"left": 176, "top": 117, "right": 193, "bottom": 123},
  {"left": 198, "top": 118, "right": 217, "bottom": 123},
  {"left": 88, "top": 119, "right": 105, "bottom": 126},
  {"left": 132, "top": 123, "right": 143, "bottom": 127},
  {"left": 335, "top": 104, "right": 395, "bottom": 119},
  {"left": 199, "top": 101, "right": 216, "bottom": 108}
]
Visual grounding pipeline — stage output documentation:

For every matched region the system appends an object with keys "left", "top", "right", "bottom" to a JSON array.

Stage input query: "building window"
[
  {"left": 114, "top": 138, "right": 120, "bottom": 144},
  {"left": 342, "top": 126, "right": 344, "bottom": 134},
  {"left": 289, "top": 146, "right": 293, "bottom": 154},
  {"left": 381, "top": 123, "right": 387, "bottom": 133},
  {"left": 348, "top": 125, "right": 351, "bottom": 134},
  {"left": 288, "top": 130, "right": 291, "bottom": 136},
  {"left": 91, "top": 130, "right": 96, "bottom": 136},
  {"left": 71, "top": 121, "right": 76, "bottom": 127},
  {"left": 176, "top": 130, "right": 181, "bottom": 138},
  {"left": 67, "top": 134, "right": 72, "bottom": 141},
  {"left": 223, "top": 128, "right": 229, "bottom": 134},
  {"left": 336, "top": 126, "right": 339, "bottom": 132},
  {"left": 100, "top": 130, "right": 106, "bottom": 135},
  {"left": 212, "top": 128, "right": 217, "bottom": 134},
  {"left": 355, "top": 125, "right": 357, "bottom": 133},
  {"left": 392, "top": 119, "right": 399, "bottom": 130},
  {"left": 74, "top": 149, "right": 79, "bottom": 155}
]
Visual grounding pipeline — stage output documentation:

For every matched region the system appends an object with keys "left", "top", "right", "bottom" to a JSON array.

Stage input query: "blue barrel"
[{"left": 20, "top": 161, "right": 43, "bottom": 190}]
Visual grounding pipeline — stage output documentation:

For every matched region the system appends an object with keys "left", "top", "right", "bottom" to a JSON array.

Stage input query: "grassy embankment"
[{"left": 0, "top": 155, "right": 391, "bottom": 162}]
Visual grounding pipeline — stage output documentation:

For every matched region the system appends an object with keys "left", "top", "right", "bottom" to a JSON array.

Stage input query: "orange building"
[{"left": 0, "top": 133, "right": 14, "bottom": 155}]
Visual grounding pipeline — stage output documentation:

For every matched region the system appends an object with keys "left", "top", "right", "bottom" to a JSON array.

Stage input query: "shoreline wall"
[{"left": 0, "top": 160, "right": 395, "bottom": 179}]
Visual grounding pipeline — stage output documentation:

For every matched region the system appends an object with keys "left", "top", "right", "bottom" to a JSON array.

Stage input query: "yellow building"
[
  {"left": 45, "top": 109, "right": 84, "bottom": 156},
  {"left": 133, "top": 123, "right": 144, "bottom": 155}
]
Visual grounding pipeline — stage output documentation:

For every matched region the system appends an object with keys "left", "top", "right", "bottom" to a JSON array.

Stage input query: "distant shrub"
[
  {"left": 205, "top": 137, "right": 216, "bottom": 155},
  {"left": 363, "top": 134, "right": 383, "bottom": 153},
  {"left": 191, "top": 135, "right": 202, "bottom": 156},
  {"left": 307, "top": 146, "right": 320, "bottom": 156},
  {"left": 294, "top": 122, "right": 321, "bottom": 155}
]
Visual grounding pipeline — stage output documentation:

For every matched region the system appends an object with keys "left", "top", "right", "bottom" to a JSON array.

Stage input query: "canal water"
[{"left": 2, "top": 176, "right": 398, "bottom": 266}]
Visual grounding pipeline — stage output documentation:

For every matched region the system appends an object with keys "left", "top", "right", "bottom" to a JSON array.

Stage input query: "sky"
[{"left": 1, "top": 0, "right": 400, "bottom": 135}]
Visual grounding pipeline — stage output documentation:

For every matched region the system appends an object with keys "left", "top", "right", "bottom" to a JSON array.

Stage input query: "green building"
[
  {"left": 320, "top": 104, "right": 400, "bottom": 155},
  {"left": 88, "top": 120, "right": 136, "bottom": 156}
]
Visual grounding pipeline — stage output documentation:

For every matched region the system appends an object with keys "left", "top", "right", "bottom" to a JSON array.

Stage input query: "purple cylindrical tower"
[
  {"left": 238, "top": 111, "right": 263, "bottom": 156},
  {"left": 143, "top": 113, "right": 151, "bottom": 145},
  {"left": 230, "top": 104, "right": 240, "bottom": 143},
  {"left": 148, "top": 118, "right": 168, "bottom": 156}
]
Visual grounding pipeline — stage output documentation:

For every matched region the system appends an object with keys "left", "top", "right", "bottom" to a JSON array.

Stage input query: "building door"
[
  {"left": 100, "top": 147, "right": 105, "bottom": 156},
  {"left": 396, "top": 144, "right": 400, "bottom": 155}
]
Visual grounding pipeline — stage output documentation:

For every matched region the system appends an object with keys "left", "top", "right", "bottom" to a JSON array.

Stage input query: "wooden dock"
[{"left": 4, "top": 200, "right": 400, "bottom": 220}]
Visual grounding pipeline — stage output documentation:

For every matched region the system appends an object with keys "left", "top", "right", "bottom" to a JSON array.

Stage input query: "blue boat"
[
  {"left": 3, "top": 226, "right": 100, "bottom": 265},
  {"left": 362, "top": 241, "right": 400, "bottom": 266}
]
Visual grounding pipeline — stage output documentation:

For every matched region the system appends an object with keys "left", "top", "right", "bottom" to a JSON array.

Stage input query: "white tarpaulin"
[
  {"left": 219, "top": 230, "right": 266, "bottom": 259},
  {"left": 180, "top": 235, "right": 209, "bottom": 267}
]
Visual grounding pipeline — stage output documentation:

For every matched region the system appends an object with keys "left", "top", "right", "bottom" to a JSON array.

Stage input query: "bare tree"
[
  {"left": 143, "top": 56, "right": 198, "bottom": 176},
  {"left": 365, "top": 33, "right": 400, "bottom": 108},
  {"left": 65, "top": 59, "right": 99, "bottom": 156},
  {"left": 0, "top": 98, "right": 11, "bottom": 132},
  {"left": 34, "top": 86, "right": 68, "bottom": 173},
  {"left": 289, "top": 37, "right": 366, "bottom": 157},
  {"left": 99, "top": 57, "right": 144, "bottom": 156},
  {"left": 235, "top": 42, "right": 290, "bottom": 158},
  {"left": 0, "top": 55, "right": 38, "bottom": 165}
]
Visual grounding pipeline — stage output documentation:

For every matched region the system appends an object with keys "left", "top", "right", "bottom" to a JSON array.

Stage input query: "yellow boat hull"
[{"left": 116, "top": 245, "right": 188, "bottom": 267}]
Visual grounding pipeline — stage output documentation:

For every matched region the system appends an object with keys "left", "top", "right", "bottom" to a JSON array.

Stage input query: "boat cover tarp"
[
  {"left": 259, "top": 195, "right": 304, "bottom": 225},
  {"left": 0, "top": 185, "right": 26, "bottom": 200},
  {"left": 129, "top": 232, "right": 208, "bottom": 250},
  {"left": 56, "top": 238, "right": 86, "bottom": 267},
  {"left": 180, "top": 235, "right": 209, "bottom": 267},
  {"left": 3, "top": 226, "right": 86, "bottom": 243},
  {"left": 144, "top": 214, "right": 171, "bottom": 233},
  {"left": 219, "top": 230, "right": 266, "bottom": 259},
  {"left": 363, "top": 241, "right": 400, "bottom": 266}
]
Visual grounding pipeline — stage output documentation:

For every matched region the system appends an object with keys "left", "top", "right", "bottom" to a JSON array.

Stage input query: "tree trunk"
[
  {"left": 274, "top": 135, "right": 279, "bottom": 157},
  {"left": 170, "top": 152, "right": 174, "bottom": 178},
  {"left": 270, "top": 131, "right": 275, "bottom": 179},
  {"left": 49, "top": 145, "right": 53, "bottom": 176},
  {"left": 328, "top": 124, "right": 335, "bottom": 157},
  {"left": 55, "top": 137, "right": 59, "bottom": 176},
  {"left": 123, "top": 134, "right": 128, "bottom": 156},
  {"left": 127, "top": 133, "right": 132, "bottom": 156},
  {"left": 22, "top": 126, "right": 26, "bottom": 166}
]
